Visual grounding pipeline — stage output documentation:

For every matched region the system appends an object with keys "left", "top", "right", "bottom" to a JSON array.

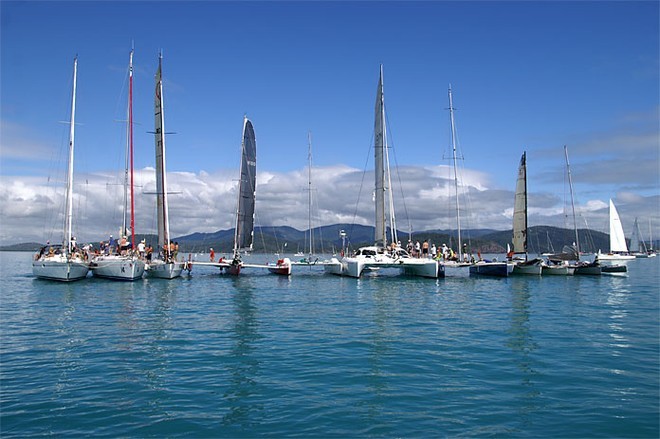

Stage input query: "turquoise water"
[{"left": 1, "top": 252, "right": 658, "bottom": 437}]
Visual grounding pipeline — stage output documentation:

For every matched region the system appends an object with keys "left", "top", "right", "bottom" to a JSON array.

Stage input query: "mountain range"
[{"left": 2, "top": 224, "right": 619, "bottom": 256}]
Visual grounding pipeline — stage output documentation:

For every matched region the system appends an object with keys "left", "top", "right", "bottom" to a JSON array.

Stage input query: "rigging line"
[
  {"left": 383, "top": 107, "right": 411, "bottom": 243},
  {"left": 348, "top": 131, "right": 374, "bottom": 247}
]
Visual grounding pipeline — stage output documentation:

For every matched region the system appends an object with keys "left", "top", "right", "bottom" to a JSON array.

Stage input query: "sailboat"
[
  {"left": 325, "top": 66, "right": 440, "bottom": 278},
  {"left": 145, "top": 52, "right": 185, "bottom": 279},
  {"left": 509, "top": 152, "right": 543, "bottom": 275},
  {"left": 33, "top": 57, "right": 89, "bottom": 282},
  {"left": 440, "top": 85, "right": 473, "bottom": 276},
  {"left": 556, "top": 146, "right": 602, "bottom": 275},
  {"left": 628, "top": 217, "right": 653, "bottom": 258},
  {"left": 90, "top": 49, "right": 145, "bottom": 280},
  {"left": 596, "top": 199, "right": 635, "bottom": 261}
]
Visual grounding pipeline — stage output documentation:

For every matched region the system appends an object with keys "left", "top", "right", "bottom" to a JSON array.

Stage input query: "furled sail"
[
  {"left": 512, "top": 152, "right": 527, "bottom": 254},
  {"left": 154, "top": 53, "right": 170, "bottom": 253},
  {"left": 374, "top": 65, "right": 387, "bottom": 247},
  {"left": 234, "top": 117, "right": 257, "bottom": 254}
]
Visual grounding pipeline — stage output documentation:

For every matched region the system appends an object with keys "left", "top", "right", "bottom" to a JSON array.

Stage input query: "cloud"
[{"left": 3, "top": 159, "right": 659, "bottom": 247}]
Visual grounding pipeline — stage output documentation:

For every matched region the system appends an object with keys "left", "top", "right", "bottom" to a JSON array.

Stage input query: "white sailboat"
[
  {"left": 146, "top": 52, "right": 185, "bottom": 279},
  {"left": 629, "top": 217, "right": 655, "bottom": 258},
  {"left": 90, "top": 49, "right": 145, "bottom": 281},
  {"left": 33, "top": 57, "right": 89, "bottom": 281},
  {"left": 325, "top": 66, "right": 439, "bottom": 278},
  {"left": 510, "top": 152, "right": 542, "bottom": 275},
  {"left": 440, "top": 85, "right": 473, "bottom": 276},
  {"left": 596, "top": 199, "right": 635, "bottom": 261}
]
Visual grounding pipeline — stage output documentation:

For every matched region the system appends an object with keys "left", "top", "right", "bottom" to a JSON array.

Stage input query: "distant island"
[{"left": 2, "top": 224, "right": 629, "bottom": 256}]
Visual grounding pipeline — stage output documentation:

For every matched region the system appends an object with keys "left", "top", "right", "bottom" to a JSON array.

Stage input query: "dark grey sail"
[{"left": 233, "top": 117, "right": 257, "bottom": 255}]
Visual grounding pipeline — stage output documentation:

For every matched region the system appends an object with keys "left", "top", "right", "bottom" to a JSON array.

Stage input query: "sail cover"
[
  {"left": 154, "top": 55, "right": 170, "bottom": 251},
  {"left": 512, "top": 152, "right": 527, "bottom": 254},
  {"left": 234, "top": 117, "right": 257, "bottom": 253},
  {"left": 373, "top": 66, "right": 386, "bottom": 247}
]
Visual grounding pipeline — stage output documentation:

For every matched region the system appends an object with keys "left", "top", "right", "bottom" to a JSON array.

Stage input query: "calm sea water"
[{"left": 1, "top": 252, "right": 658, "bottom": 437}]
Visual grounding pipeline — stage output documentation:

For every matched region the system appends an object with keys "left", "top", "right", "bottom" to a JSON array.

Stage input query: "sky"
[{"left": 1, "top": 0, "right": 659, "bottom": 247}]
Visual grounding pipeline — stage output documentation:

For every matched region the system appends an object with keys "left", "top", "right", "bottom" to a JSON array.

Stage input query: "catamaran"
[
  {"left": 325, "top": 66, "right": 440, "bottom": 278},
  {"left": 33, "top": 57, "right": 89, "bottom": 282},
  {"left": 145, "top": 52, "right": 186, "bottom": 279},
  {"left": 90, "top": 49, "right": 145, "bottom": 280}
]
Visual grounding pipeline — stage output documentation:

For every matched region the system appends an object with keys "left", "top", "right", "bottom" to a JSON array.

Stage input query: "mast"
[
  {"left": 374, "top": 65, "right": 387, "bottom": 247},
  {"left": 128, "top": 49, "right": 136, "bottom": 249},
  {"left": 448, "top": 85, "right": 463, "bottom": 261},
  {"left": 64, "top": 56, "right": 78, "bottom": 255},
  {"left": 154, "top": 52, "right": 170, "bottom": 258},
  {"left": 307, "top": 131, "right": 313, "bottom": 256},
  {"left": 122, "top": 49, "right": 136, "bottom": 249},
  {"left": 564, "top": 145, "right": 580, "bottom": 255}
]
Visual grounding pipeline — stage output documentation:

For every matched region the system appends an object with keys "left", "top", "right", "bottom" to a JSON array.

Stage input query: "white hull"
[
  {"left": 597, "top": 251, "right": 636, "bottom": 261},
  {"left": 33, "top": 256, "right": 89, "bottom": 282},
  {"left": 146, "top": 259, "right": 184, "bottom": 279},
  {"left": 91, "top": 255, "right": 145, "bottom": 280},
  {"left": 511, "top": 259, "right": 543, "bottom": 275},
  {"left": 440, "top": 261, "right": 472, "bottom": 277},
  {"left": 325, "top": 255, "right": 440, "bottom": 278},
  {"left": 634, "top": 252, "right": 656, "bottom": 258},
  {"left": 541, "top": 264, "right": 575, "bottom": 276}
]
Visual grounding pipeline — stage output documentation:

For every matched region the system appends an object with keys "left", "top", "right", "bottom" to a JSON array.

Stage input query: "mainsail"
[
  {"left": 154, "top": 53, "right": 171, "bottom": 255},
  {"left": 609, "top": 199, "right": 628, "bottom": 253},
  {"left": 233, "top": 116, "right": 257, "bottom": 255},
  {"left": 512, "top": 152, "right": 527, "bottom": 255}
]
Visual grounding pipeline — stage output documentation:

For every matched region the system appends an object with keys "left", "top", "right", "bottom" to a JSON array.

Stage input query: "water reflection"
[
  {"left": 507, "top": 278, "right": 541, "bottom": 425},
  {"left": 222, "top": 277, "right": 262, "bottom": 427}
]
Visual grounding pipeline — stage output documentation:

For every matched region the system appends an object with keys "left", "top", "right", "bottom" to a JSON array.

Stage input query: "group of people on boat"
[{"left": 382, "top": 239, "right": 477, "bottom": 262}]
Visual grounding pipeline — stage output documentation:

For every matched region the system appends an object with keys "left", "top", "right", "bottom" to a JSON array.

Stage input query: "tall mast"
[
  {"left": 564, "top": 145, "right": 580, "bottom": 255},
  {"left": 374, "top": 65, "right": 387, "bottom": 247},
  {"left": 128, "top": 49, "right": 136, "bottom": 249},
  {"left": 307, "top": 131, "right": 313, "bottom": 256},
  {"left": 64, "top": 56, "right": 78, "bottom": 254},
  {"left": 448, "top": 85, "right": 463, "bottom": 261},
  {"left": 154, "top": 51, "right": 170, "bottom": 256}
]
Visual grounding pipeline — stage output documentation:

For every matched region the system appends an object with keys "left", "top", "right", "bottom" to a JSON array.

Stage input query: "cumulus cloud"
[{"left": 3, "top": 159, "right": 658, "bottom": 246}]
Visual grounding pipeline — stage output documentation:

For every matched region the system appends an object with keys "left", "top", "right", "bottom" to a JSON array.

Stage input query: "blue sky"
[{"left": 1, "top": 1, "right": 659, "bottom": 246}]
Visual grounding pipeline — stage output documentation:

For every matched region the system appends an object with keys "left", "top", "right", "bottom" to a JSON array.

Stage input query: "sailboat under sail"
[
  {"left": 33, "top": 57, "right": 89, "bottom": 282},
  {"left": 596, "top": 199, "right": 635, "bottom": 261},
  {"left": 90, "top": 49, "right": 145, "bottom": 280},
  {"left": 146, "top": 52, "right": 186, "bottom": 279}
]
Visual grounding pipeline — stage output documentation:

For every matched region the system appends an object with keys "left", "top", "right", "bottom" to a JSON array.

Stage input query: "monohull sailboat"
[
  {"left": 509, "top": 152, "right": 542, "bottom": 275},
  {"left": 629, "top": 217, "right": 656, "bottom": 258},
  {"left": 324, "top": 66, "right": 440, "bottom": 278},
  {"left": 596, "top": 199, "right": 635, "bottom": 261},
  {"left": 33, "top": 57, "right": 89, "bottom": 281},
  {"left": 90, "top": 49, "right": 145, "bottom": 280},
  {"left": 145, "top": 53, "right": 186, "bottom": 279}
]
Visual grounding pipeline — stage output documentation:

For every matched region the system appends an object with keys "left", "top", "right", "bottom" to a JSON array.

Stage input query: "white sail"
[
  {"left": 512, "top": 152, "right": 527, "bottom": 255},
  {"left": 609, "top": 199, "right": 628, "bottom": 253}
]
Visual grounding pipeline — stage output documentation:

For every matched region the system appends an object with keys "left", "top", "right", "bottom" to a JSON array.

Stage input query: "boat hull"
[
  {"left": 90, "top": 255, "right": 145, "bottom": 281},
  {"left": 574, "top": 262, "right": 601, "bottom": 276},
  {"left": 469, "top": 261, "right": 513, "bottom": 277},
  {"left": 268, "top": 258, "right": 292, "bottom": 276},
  {"left": 146, "top": 259, "right": 184, "bottom": 279},
  {"left": 541, "top": 264, "right": 575, "bottom": 276},
  {"left": 33, "top": 257, "right": 89, "bottom": 282},
  {"left": 597, "top": 251, "right": 635, "bottom": 261},
  {"left": 511, "top": 258, "right": 543, "bottom": 275}
]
